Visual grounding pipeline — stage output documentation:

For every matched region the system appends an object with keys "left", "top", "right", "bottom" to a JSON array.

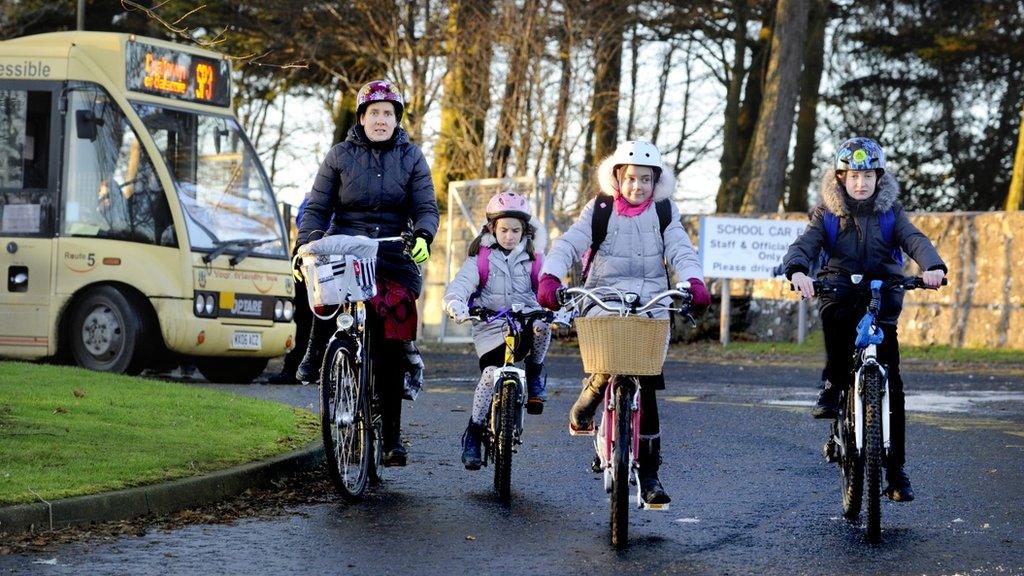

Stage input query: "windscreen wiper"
[
  {"left": 203, "top": 238, "right": 272, "bottom": 264},
  {"left": 228, "top": 238, "right": 279, "bottom": 266}
]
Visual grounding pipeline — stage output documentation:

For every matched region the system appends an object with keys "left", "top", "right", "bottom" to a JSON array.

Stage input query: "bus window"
[
  {"left": 0, "top": 89, "right": 54, "bottom": 236},
  {"left": 63, "top": 86, "right": 176, "bottom": 247}
]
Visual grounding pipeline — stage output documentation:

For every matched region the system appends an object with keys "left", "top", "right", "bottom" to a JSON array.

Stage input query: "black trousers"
[
  {"left": 821, "top": 305, "right": 906, "bottom": 467},
  {"left": 282, "top": 278, "right": 311, "bottom": 375}
]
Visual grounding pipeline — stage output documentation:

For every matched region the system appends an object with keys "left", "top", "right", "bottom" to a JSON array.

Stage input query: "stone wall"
[{"left": 681, "top": 212, "right": 1024, "bottom": 350}]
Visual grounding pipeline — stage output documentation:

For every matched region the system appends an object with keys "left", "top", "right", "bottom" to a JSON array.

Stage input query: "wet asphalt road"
[{"left": 2, "top": 351, "right": 1022, "bottom": 575}]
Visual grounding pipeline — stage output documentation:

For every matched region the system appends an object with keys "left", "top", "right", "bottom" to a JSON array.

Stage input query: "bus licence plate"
[{"left": 231, "top": 331, "right": 262, "bottom": 350}]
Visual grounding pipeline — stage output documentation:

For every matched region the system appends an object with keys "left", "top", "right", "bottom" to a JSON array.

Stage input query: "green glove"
[{"left": 411, "top": 237, "right": 430, "bottom": 264}]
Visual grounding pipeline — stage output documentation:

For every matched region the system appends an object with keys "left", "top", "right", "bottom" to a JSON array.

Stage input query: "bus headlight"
[
  {"left": 283, "top": 300, "right": 295, "bottom": 321},
  {"left": 204, "top": 294, "right": 215, "bottom": 315},
  {"left": 194, "top": 294, "right": 205, "bottom": 315},
  {"left": 193, "top": 291, "right": 219, "bottom": 318},
  {"left": 274, "top": 299, "right": 284, "bottom": 320}
]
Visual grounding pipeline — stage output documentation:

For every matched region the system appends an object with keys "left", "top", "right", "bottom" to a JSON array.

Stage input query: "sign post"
[{"left": 699, "top": 216, "right": 807, "bottom": 345}]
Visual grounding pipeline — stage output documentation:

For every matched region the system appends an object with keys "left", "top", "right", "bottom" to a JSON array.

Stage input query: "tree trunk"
[
  {"left": 740, "top": 0, "right": 810, "bottom": 214},
  {"left": 1007, "top": 101, "right": 1024, "bottom": 211},
  {"left": 332, "top": 89, "right": 357, "bottom": 146},
  {"left": 786, "top": 0, "right": 828, "bottom": 213},
  {"left": 433, "top": 0, "right": 494, "bottom": 207},
  {"left": 651, "top": 42, "right": 677, "bottom": 146},
  {"left": 625, "top": 17, "right": 640, "bottom": 141},
  {"left": 489, "top": 0, "right": 539, "bottom": 177},
  {"left": 592, "top": 19, "right": 624, "bottom": 162},
  {"left": 545, "top": 10, "right": 573, "bottom": 190},
  {"left": 715, "top": 1, "right": 749, "bottom": 212}
]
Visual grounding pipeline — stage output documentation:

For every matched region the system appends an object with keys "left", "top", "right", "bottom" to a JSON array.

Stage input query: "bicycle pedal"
[{"left": 639, "top": 502, "right": 671, "bottom": 512}]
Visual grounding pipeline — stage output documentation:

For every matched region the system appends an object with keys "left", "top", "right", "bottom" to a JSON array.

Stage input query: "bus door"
[{"left": 0, "top": 81, "right": 60, "bottom": 355}]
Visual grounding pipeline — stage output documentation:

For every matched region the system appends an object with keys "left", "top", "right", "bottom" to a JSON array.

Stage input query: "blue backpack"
[{"left": 819, "top": 208, "right": 903, "bottom": 270}]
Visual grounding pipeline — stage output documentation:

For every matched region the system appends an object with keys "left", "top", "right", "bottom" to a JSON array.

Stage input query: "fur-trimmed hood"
[
  {"left": 819, "top": 168, "right": 899, "bottom": 215},
  {"left": 596, "top": 154, "right": 676, "bottom": 202},
  {"left": 478, "top": 214, "right": 548, "bottom": 254}
]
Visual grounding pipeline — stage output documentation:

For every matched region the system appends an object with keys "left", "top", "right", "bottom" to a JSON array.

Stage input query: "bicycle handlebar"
[
  {"left": 558, "top": 285, "right": 692, "bottom": 315},
  {"left": 790, "top": 275, "right": 948, "bottom": 295}
]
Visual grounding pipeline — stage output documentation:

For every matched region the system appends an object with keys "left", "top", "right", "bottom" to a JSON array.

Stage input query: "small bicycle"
[
  {"left": 460, "top": 306, "right": 559, "bottom": 504},
  {"left": 558, "top": 283, "right": 693, "bottom": 548},
  {"left": 806, "top": 274, "right": 945, "bottom": 543},
  {"left": 298, "top": 233, "right": 413, "bottom": 501}
]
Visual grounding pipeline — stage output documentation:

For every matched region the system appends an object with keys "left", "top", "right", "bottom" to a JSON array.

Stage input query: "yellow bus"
[{"left": 0, "top": 31, "right": 296, "bottom": 382}]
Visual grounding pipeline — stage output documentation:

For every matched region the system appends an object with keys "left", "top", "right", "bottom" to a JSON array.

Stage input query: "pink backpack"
[{"left": 469, "top": 246, "right": 544, "bottom": 305}]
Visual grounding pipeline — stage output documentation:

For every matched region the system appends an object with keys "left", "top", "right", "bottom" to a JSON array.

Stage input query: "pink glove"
[
  {"left": 687, "top": 278, "right": 711, "bottom": 309},
  {"left": 538, "top": 274, "right": 563, "bottom": 311}
]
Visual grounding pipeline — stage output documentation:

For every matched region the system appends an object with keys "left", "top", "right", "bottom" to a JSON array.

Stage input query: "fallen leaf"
[
  {"left": 466, "top": 535, "right": 476, "bottom": 541},
  {"left": 73, "top": 389, "right": 86, "bottom": 398},
  {"left": 53, "top": 406, "right": 69, "bottom": 415}
]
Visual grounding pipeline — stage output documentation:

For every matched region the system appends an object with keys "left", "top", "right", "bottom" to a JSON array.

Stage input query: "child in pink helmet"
[{"left": 442, "top": 191, "right": 551, "bottom": 470}]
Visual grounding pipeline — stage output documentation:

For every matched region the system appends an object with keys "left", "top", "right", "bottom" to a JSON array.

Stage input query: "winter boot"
[
  {"left": 525, "top": 360, "right": 547, "bottom": 415},
  {"left": 461, "top": 420, "right": 485, "bottom": 470},
  {"left": 638, "top": 437, "right": 671, "bottom": 507},
  {"left": 295, "top": 320, "right": 333, "bottom": 383},
  {"left": 569, "top": 374, "right": 608, "bottom": 435},
  {"left": 811, "top": 377, "right": 842, "bottom": 419},
  {"left": 885, "top": 466, "right": 915, "bottom": 502},
  {"left": 401, "top": 341, "right": 425, "bottom": 401},
  {"left": 382, "top": 395, "right": 407, "bottom": 467}
]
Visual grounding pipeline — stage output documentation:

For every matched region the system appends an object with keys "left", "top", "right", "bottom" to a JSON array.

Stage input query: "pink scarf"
[{"left": 614, "top": 193, "right": 653, "bottom": 217}]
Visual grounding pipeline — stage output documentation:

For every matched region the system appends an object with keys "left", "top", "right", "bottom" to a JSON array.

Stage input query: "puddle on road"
[{"left": 766, "top": 391, "right": 1024, "bottom": 415}]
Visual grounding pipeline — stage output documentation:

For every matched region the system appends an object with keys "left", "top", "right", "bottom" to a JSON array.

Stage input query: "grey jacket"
[
  {"left": 443, "top": 235, "right": 543, "bottom": 356},
  {"left": 297, "top": 125, "right": 439, "bottom": 295},
  {"left": 541, "top": 155, "right": 703, "bottom": 319}
]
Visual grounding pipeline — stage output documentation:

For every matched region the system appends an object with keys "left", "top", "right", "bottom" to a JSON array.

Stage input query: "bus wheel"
[
  {"left": 69, "top": 286, "right": 151, "bottom": 375},
  {"left": 194, "top": 357, "right": 269, "bottom": 384}
]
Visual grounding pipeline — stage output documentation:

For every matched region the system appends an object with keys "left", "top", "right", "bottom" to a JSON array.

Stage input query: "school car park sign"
[{"left": 699, "top": 216, "right": 807, "bottom": 279}]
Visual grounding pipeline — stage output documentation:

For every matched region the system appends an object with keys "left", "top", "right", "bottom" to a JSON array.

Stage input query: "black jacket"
[
  {"left": 783, "top": 168, "right": 947, "bottom": 324},
  {"left": 298, "top": 125, "right": 439, "bottom": 295}
]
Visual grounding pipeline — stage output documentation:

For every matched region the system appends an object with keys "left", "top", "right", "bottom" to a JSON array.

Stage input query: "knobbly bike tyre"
[
  {"left": 610, "top": 382, "right": 632, "bottom": 549},
  {"left": 319, "top": 338, "right": 371, "bottom": 502},
  {"left": 863, "top": 369, "right": 884, "bottom": 543},
  {"left": 493, "top": 378, "right": 516, "bottom": 503},
  {"left": 840, "top": 389, "right": 864, "bottom": 520}
]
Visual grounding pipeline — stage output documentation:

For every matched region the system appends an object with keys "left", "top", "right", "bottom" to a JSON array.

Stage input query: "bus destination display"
[{"left": 125, "top": 41, "right": 230, "bottom": 107}]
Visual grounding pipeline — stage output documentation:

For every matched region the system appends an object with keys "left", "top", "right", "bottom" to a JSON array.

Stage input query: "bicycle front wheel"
[
  {"left": 610, "top": 381, "right": 632, "bottom": 549},
  {"left": 863, "top": 368, "right": 884, "bottom": 543},
  {"left": 319, "top": 338, "right": 371, "bottom": 501},
  {"left": 840, "top": 390, "right": 863, "bottom": 520},
  {"left": 493, "top": 378, "right": 517, "bottom": 503}
]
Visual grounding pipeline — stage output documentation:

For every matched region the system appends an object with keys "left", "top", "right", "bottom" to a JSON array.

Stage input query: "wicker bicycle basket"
[{"left": 574, "top": 316, "right": 669, "bottom": 376}]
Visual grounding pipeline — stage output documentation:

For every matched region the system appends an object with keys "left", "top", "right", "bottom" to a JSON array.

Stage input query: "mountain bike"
[
  {"left": 558, "top": 283, "right": 693, "bottom": 548},
  {"left": 299, "top": 233, "right": 412, "bottom": 501},
  {"left": 461, "top": 306, "right": 559, "bottom": 504},
  {"left": 808, "top": 274, "right": 945, "bottom": 543}
]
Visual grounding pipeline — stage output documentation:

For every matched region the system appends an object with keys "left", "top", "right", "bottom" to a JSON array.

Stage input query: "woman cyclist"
[{"left": 295, "top": 79, "right": 439, "bottom": 468}]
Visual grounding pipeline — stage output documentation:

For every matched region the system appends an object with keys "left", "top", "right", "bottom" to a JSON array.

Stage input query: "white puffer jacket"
[{"left": 541, "top": 155, "right": 703, "bottom": 319}]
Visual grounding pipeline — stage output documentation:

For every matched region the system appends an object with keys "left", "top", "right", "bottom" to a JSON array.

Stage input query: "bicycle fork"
[{"left": 853, "top": 344, "right": 891, "bottom": 456}]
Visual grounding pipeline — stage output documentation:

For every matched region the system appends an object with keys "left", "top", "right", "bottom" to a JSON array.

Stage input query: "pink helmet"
[
  {"left": 485, "top": 191, "right": 531, "bottom": 222},
  {"left": 356, "top": 79, "right": 405, "bottom": 121}
]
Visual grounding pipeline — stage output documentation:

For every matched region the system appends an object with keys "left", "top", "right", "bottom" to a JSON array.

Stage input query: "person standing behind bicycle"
[
  {"left": 536, "top": 140, "right": 711, "bottom": 506},
  {"left": 782, "top": 136, "right": 946, "bottom": 502},
  {"left": 295, "top": 79, "right": 439, "bottom": 468},
  {"left": 442, "top": 191, "right": 552, "bottom": 470}
]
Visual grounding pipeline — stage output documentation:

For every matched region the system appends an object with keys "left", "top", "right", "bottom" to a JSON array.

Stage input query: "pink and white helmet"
[{"left": 485, "top": 191, "right": 531, "bottom": 222}]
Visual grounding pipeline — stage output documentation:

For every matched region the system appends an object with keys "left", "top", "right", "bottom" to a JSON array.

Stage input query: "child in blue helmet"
[{"left": 781, "top": 137, "right": 947, "bottom": 502}]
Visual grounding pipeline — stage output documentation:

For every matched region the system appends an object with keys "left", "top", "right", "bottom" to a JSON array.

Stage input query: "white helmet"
[{"left": 609, "top": 140, "right": 663, "bottom": 172}]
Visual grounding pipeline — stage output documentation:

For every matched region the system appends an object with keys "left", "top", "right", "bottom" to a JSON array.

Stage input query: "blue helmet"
[{"left": 834, "top": 137, "right": 886, "bottom": 172}]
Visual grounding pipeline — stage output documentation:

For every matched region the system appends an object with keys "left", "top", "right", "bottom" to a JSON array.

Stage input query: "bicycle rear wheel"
[
  {"left": 840, "top": 390, "right": 863, "bottom": 520},
  {"left": 493, "top": 378, "right": 517, "bottom": 504},
  {"left": 863, "top": 368, "right": 884, "bottom": 543},
  {"left": 319, "top": 338, "right": 371, "bottom": 501},
  {"left": 610, "top": 381, "right": 632, "bottom": 549}
]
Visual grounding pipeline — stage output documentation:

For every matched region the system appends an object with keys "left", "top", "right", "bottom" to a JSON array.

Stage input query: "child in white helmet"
[
  {"left": 537, "top": 140, "right": 710, "bottom": 506},
  {"left": 443, "top": 191, "right": 551, "bottom": 470}
]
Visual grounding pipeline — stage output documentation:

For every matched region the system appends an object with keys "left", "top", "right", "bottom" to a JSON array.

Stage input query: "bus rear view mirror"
[{"left": 75, "top": 109, "right": 101, "bottom": 141}]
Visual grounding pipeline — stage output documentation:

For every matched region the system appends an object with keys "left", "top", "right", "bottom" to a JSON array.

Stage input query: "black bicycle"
[
  {"left": 299, "top": 233, "right": 412, "bottom": 501},
  {"left": 809, "top": 274, "right": 945, "bottom": 542},
  {"left": 461, "top": 306, "right": 558, "bottom": 504}
]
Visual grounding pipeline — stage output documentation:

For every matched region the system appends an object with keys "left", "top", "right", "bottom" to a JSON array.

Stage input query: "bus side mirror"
[{"left": 75, "top": 110, "right": 100, "bottom": 141}]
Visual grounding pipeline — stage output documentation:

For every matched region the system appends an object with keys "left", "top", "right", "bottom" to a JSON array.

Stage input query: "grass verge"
[{"left": 0, "top": 362, "right": 319, "bottom": 506}]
